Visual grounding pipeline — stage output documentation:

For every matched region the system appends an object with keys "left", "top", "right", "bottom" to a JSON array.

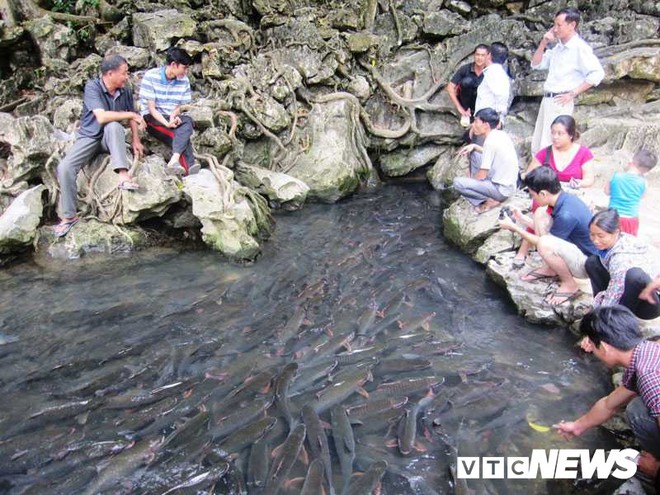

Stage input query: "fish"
[
  {"left": 82, "top": 438, "right": 163, "bottom": 495},
  {"left": 397, "top": 389, "right": 436, "bottom": 455},
  {"left": 342, "top": 459, "right": 388, "bottom": 495},
  {"left": 311, "top": 368, "right": 372, "bottom": 414},
  {"left": 375, "top": 376, "right": 443, "bottom": 398},
  {"left": 161, "top": 409, "right": 210, "bottom": 451},
  {"left": 346, "top": 397, "right": 408, "bottom": 419},
  {"left": 397, "top": 312, "right": 437, "bottom": 332},
  {"left": 247, "top": 439, "right": 269, "bottom": 491},
  {"left": 160, "top": 463, "right": 231, "bottom": 495},
  {"left": 301, "top": 405, "right": 335, "bottom": 495},
  {"left": 264, "top": 424, "right": 306, "bottom": 495},
  {"left": 374, "top": 358, "right": 431, "bottom": 376},
  {"left": 273, "top": 362, "right": 299, "bottom": 431},
  {"left": 289, "top": 360, "right": 338, "bottom": 395},
  {"left": 218, "top": 416, "right": 278, "bottom": 455},
  {"left": 301, "top": 458, "right": 326, "bottom": 495},
  {"left": 277, "top": 305, "right": 307, "bottom": 346},
  {"left": 331, "top": 406, "right": 355, "bottom": 492},
  {"left": 208, "top": 396, "right": 274, "bottom": 441},
  {"left": 356, "top": 302, "right": 379, "bottom": 336}
]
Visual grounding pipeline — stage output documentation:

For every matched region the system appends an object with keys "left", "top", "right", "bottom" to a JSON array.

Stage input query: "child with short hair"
[{"left": 605, "top": 149, "right": 657, "bottom": 236}]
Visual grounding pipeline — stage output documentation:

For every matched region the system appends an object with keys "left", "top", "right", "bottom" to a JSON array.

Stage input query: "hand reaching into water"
[{"left": 639, "top": 277, "right": 660, "bottom": 304}]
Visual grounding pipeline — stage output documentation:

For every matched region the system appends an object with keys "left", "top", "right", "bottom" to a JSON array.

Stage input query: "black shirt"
[{"left": 450, "top": 63, "right": 484, "bottom": 115}]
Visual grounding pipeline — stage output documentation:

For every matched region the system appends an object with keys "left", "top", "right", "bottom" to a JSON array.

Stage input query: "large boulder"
[
  {"left": 0, "top": 185, "right": 45, "bottom": 255},
  {"left": 487, "top": 252, "right": 593, "bottom": 326},
  {"left": 0, "top": 114, "right": 58, "bottom": 185},
  {"left": 235, "top": 163, "right": 309, "bottom": 210},
  {"left": 41, "top": 219, "right": 152, "bottom": 260},
  {"left": 379, "top": 144, "right": 443, "bottom": 177},
  {"left": 76, "top": 154, "right": 182, "bottom": 224},
  {"left": 183, "top": 169, "right": 270, "bottom": 260},
  {"left": 132, "top": 10, "right": 197, "bottom": 52},
  {"left": 286, "top": 96, "right": 377, "bottom": 203}
]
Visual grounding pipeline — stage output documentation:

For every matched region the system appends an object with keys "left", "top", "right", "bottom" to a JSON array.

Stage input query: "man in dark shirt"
[
  {"left": 446, "top": 44, "right": 488, "bottom": 125},
  {"left": 556, "top": 305, "right": 660, "bottom": 483},
  {"left": 54, "top": 54, "right": 145, "bottom": 237},
  {"left": 499, "top": 166, "right": 597, "bottom": 305}
]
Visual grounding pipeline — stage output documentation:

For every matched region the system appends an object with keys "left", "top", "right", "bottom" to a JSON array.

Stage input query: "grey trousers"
[
  {"left": 57, "top": 122, "right": 129, "bottom": 219},
  {"left": 626, "top": 396, "right": 660, "bottom": 458},
  {"left": 144, "top": 114, "right": 195, "bottom": 171},
  {"left": 453, "top": 177, "right": 508, "bottom": 206}
]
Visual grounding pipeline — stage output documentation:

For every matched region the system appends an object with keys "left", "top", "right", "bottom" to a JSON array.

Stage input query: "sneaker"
[
  {"left": 166, "top": 162, "right": 186, "bottom": 176},
  {"left": 187, "top": 163, "right": 201, "bottom": 175}
]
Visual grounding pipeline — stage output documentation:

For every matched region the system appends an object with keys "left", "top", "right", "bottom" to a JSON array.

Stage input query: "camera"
[{"left": 498, "top": 206, "right": 513, "bottom": 220}]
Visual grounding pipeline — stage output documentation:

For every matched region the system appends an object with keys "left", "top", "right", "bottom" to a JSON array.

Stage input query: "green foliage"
[{"left": 51, "top": 0, "right": 99, "bottom": 15}]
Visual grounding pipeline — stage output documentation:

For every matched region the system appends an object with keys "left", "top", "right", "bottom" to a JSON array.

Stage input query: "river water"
[{"left": 0, "top": 182, "right": 621, "bottom": 494}]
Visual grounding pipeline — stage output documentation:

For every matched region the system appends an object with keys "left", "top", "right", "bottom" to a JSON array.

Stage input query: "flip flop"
[
  {"left": 53, "top": 217, "right": 79, "bottom": 237},
  {"left": 512, "top": 258, "right": 526, "bottom": 270},
  {"left": 544, "top": 289, "right": 583, "bottom": 307},
  {"left": 519, "top": 269, "right": 558, "bottom": 283},
  {"left": 118, "top": 180, "right": 139, "bottom": 191}
]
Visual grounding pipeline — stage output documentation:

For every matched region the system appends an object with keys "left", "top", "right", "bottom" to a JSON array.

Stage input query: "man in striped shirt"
[{"left": 140, "top": 47, "right": 199, "bottom": 175}]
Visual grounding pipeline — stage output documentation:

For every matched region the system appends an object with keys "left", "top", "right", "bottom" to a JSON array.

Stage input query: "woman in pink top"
[{"left": 513, "top": 115, "right": 595, "bottom": 272}]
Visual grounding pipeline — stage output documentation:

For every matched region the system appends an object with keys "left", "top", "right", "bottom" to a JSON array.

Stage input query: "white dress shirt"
[
  {"left": 474, "top": 64, "right": 511, "bottom": 116},
  {"left": 532, "top": 34, "right": 604, "bottom": 92}
]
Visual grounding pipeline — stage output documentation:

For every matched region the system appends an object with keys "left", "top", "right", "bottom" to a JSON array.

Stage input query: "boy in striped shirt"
[{"left": 140, "top": 47, "right": 199, "bottom": 175}]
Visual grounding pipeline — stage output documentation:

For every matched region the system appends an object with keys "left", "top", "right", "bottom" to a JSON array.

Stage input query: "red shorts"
[{"left": 619, "top": 216, "right": 639, "bottom": 236}]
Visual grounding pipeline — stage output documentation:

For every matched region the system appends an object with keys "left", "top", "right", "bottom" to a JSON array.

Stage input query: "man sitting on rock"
[
  {"left": 453, "top": 107, "right": 519, "bottom": 213},
  {"left": 139, "top": 47, "right": 199, "bottom": 176},
  {"left": 556, "top": 305, "right": 660, "bottom": 485},
  {"left": 55, "top": 54, "right": 145, "bottom": 237},
  {"left": 498, "top": 166, "right": 598, "bottom": 306}
]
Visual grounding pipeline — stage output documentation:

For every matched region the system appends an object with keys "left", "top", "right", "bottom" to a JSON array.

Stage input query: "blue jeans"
[{"left": 626, "top": 396, "right": 660, "bottom": 458}]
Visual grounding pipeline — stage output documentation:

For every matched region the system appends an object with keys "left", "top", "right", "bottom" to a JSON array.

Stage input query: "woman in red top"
[{"left": 513, "top": 115, "right": 595, "bottom": 273}]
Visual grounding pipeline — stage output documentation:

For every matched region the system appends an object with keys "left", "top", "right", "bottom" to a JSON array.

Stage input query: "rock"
[
  {"left": 380, "top": 144, "right": 443, "bottom": 177},
  {"left": 132, "top": 10, "right": 197, "bottom": 52},
  {"left": 183, "top": 169, "right": 267, "bottom": 260},
  {"left": 52, "top": 98, "right": 83, "bottom": 133},
  {"left": 286, "top": 96, "right": 377, "bottom": 203},
  {"left": 487, "top": 252, "right": 593, "bottom": 325},
  {"left": 346, "top": 76, "right": 371, "bottom": 101},
  {"left": 41, "top": 219, "right": 151, "bottom": 260},
  {"left": 422, "top": 10, "right": 469, "bottom": 37},
  {"left": 185, "top": 104, "right": 215, "bottom": 130},
  {"left": 426, "top": 147, "right": 464, "bottom": 191},
  {"left": 23, "top": 16, "right": 76, "bottom": 64},
  {"left": 44, "top": 54, "right": 103, "bottom": 96},
  {"left": 0, "top": 114, "right": 58, "bottom": 185},
  {"left": 345, "top": 33, "right": 380, "bottom": 53},
  {"left": 194, "top": 128, "right": 233, "bottom": 156},
  {"left": 106, "top": 45, "right": 152, "bottom": 70},
  {"left": 235, "top": 163, "right": 309, "bottom": 210},
  {"left": 442, "top": 198, "right": 500, "bottom": 254},
  {"left": 76, "top": 154, "right": 181, "bottom": 224},
  {"left": 0, "top": 185, "right": 45, "bottom": 254}
]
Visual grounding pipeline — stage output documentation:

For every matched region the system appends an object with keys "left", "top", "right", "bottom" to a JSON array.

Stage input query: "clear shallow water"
[{"left": 0, "top": 183, "right": 619, "bottom": 494}]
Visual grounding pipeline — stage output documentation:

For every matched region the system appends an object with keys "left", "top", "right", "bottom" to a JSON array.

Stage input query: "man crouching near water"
[
  {"left": 555, "top": 305, "right": 660, "bottom": 485},
  {"left": 54, "top": 54, "right": 145, "bottom": 237}
]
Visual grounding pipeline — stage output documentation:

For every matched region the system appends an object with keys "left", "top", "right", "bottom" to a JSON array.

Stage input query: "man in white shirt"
[
  {"left": 453, "top": 108, "right": 519, "bottom": 213},
  {"left": 530, "top": 7, "right": 604, "bottom": 153},
  {"left": 474, "top": 42, "right": 511, "bottom": 120}
]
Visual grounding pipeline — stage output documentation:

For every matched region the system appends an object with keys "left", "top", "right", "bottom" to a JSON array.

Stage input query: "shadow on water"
[{"left": 0, "top": 183, "right": 622, "bottom": 494}]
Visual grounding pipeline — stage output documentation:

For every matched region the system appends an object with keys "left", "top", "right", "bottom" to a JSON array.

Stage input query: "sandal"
[
  {"left": 544, "top": 289, "right": 583, "bottom": 307},
  {"left": 519, "top": 269, "right": 558, "bottom": 283},
  {"left": 118, "top": 180, "right": 139, "bottom": 191},
  {"left": 53, "top": 217, "right": 79, "bottom": 237},
  {"left": 512, "top": 258, "right": 526, "bottom": 270}
]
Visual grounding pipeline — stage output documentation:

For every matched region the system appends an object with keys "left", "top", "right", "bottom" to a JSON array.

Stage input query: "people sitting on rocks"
[
  {"left": 453, "top": 108, "right": 519, "bottom": 213},
  {"left": 498, "top": 166, "right": 598, "bottom": 306},
  {"left": 605, "top": 148, "right": 657, "bottom": 236},
  {"left": 139, "top": 47, "right": 199, "bottom": 176},
  {"left": 513, "top": 115, "right": 594, "bottom": 268},
  {"left": 555, "top": 305, "right": 660, "bottom": 485},
  {"left": 55, "top": 54, "right": 145, "bottom": 237},
  {"left": 446, "top": 44, "right": 487, "bottom": 127},
  {"left": 585, "top": 209, "right": 660, "bottom": 320}
]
